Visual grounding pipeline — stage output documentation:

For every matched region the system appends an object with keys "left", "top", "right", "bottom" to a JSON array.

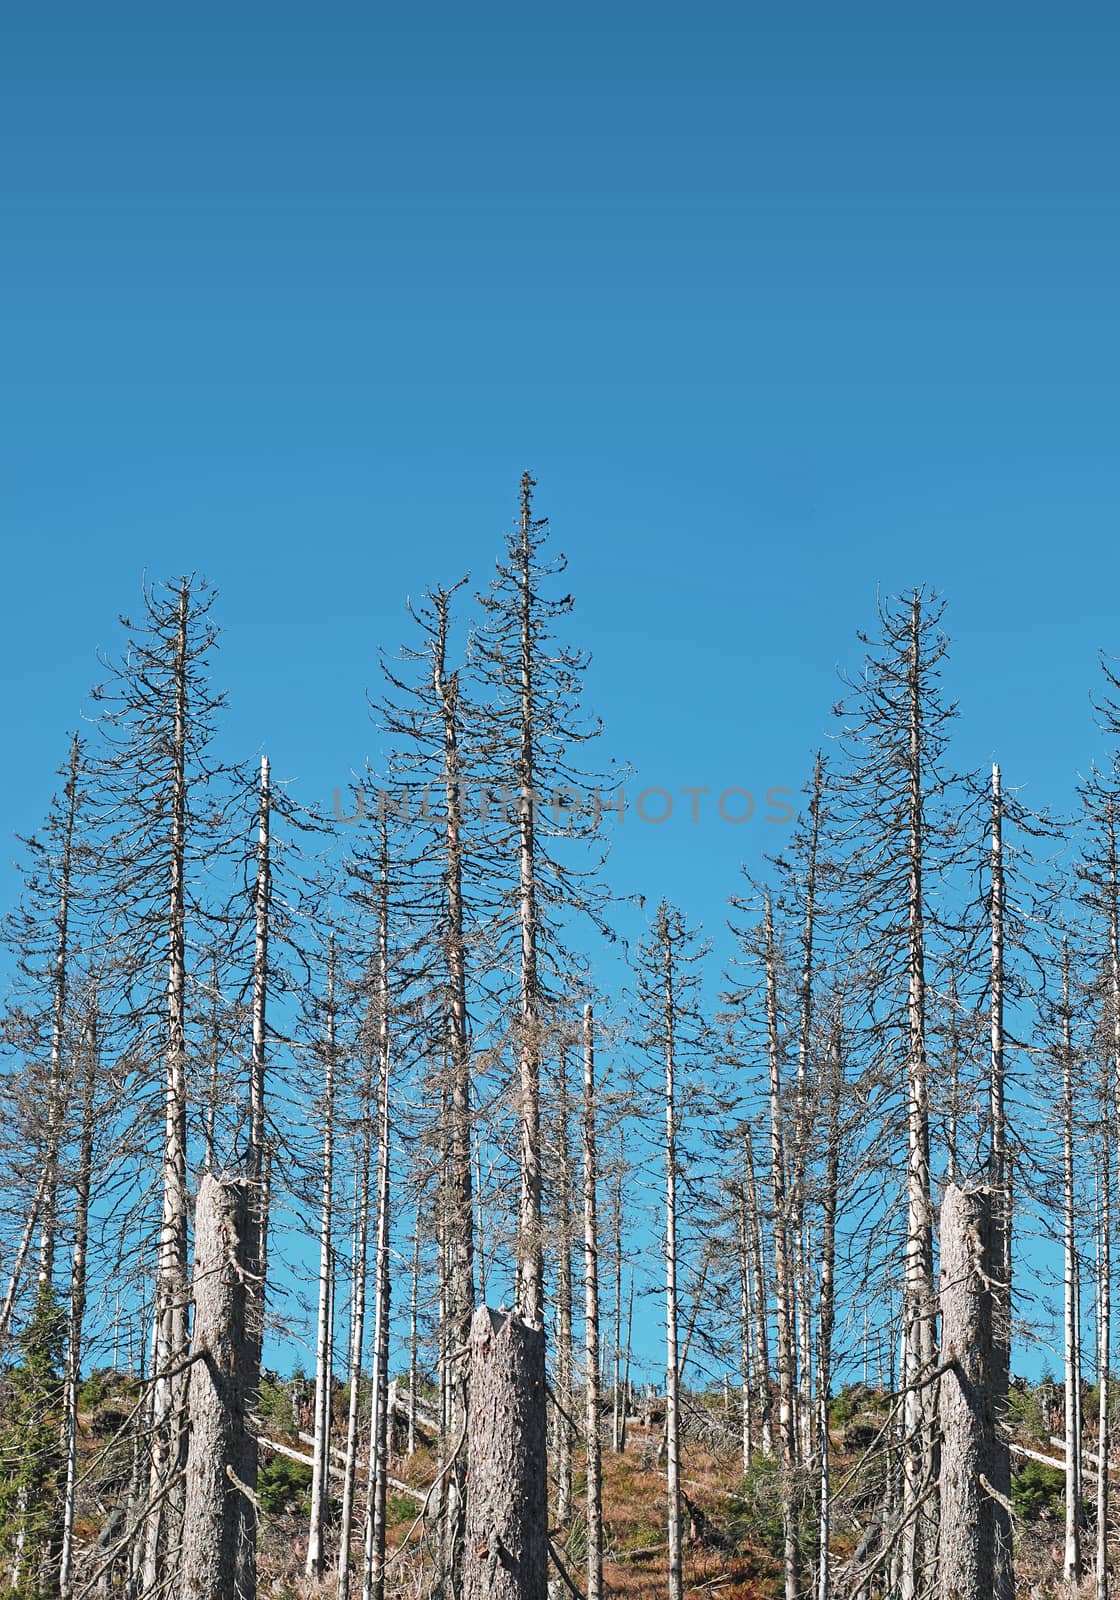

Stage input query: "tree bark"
[
  {"left": 987, "top": 764, "right": 1014, "bottom": 1600},
  {"left": 552, "top": 1048, "right": 574, "bottom": 1528},
  {"left": 464, "top": 1306, "right": 548, "bottom": 1600},
  {"left": 144, "top": 582, "right": 193, "bottom": 1594},
  {"left": 362, "top": 872, "right": 393, "bottom": 1600},
  {"left": 902, "top": 595, "right": 937, "bottom": 1600},
  {"left": 59, "top": 1002, "right": 98, "bottom": 1600},
  {"left": 182, "top": 1173, "right": 254, "bottom": 1600},
  {"left": 307, "top": 935, "right": 338, "bottom": 1580},
  {"left": 1062, "top": 943, "right": 1083, "bottom": 1586},
  {"left": 763, "top": 896, "right": 800, "bottom": 1600},
  {"left": 581, "top": 1004, "right": 603, "bottom": 1600},
  {"left": 662, "top": 924, "right": 684, "bottom": 1600},
  {"left": 937, "top": 1182, "right": 995, "bottom": 1600}
]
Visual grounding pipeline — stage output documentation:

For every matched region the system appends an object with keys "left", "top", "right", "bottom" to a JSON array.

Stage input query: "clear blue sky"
[{"left": 1, "top": 2, "right": 1118, "bottom": 1374}]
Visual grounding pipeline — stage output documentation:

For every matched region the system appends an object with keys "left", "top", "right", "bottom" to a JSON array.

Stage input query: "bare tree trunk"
[
  {"left": 763, "top": 896, "right": 799, "bottom": 1600},
  {"left": 988, "top": 763, "right": 1014, "bottom": 1600},
  {"left": 553, "top": 1049, "right": 574, "bottom": 1527},
  {"left": 581, "top": 1004, "right": 603, "bottom": 1600},
  {"left": 144, "top": 583, "right": 192, "bottom": 1595},
  {"left": 1062, "top": 943, "right": 1083, "bottom": 1587},
  {"left": 744, "top": 1125, "right": 772, "bottom": 1456},
  {"left": 464, "top": 1307, "right": 548, "bottom": 1600},
  {"left": 815, "top": 1026, "right": 842, "bottom": 1600},
  {"left": 662, "top": 927, "right": 684, "bottom": 1600},
  {"left": 938, "top": 1183, "right": 996, "bottom": 1600},
  {"left": 514, "top": 480, "right": 544, "bottom": 1328},
  {"left": 338, "top": 1091, "right": 372, "bottom": 1600},
  {"left": 738, "top": 1188, "right": 754, "bottom": 1473},
  {"left": 902, "top": 595, "right": 937, "bottom": 1600},
  {"left": 434, "top": 590, "right": 476, "bottom": 1598},
  {"left": 38, "top": 734, "right": 81, "bottom": 1300},
  {"left": 792, "top": 752, "right": 822, "bottom": 1464},
  {"left": 307, "top": 936, "right": 338, "bottom": 1580},
  {"left": 408, "top": 1191, "right": 421, "bottom": 1458},
  {"left": 182, "top": 1173, "right": 254, "bottom": 1600},
  {"left": 59, "top": 1003, "right": 98, "bottom": 1600},
  {"left": 1097, "top": 1129, "right": 1111, "bottom": 1600},
  {"left": 611, "top": 1132, "right": 625, "bottom": 1455},
  {"left": 363, "top": 850, "right": 394, "bottom": 1600}
]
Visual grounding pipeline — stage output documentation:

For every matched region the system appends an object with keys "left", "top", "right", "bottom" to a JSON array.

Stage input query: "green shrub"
[
  {"left": 258, "top": 1455, "right": 313, "bottom": 1519},
  {"left": 1011, "top": 1459, "right": 1064, "bottom": 1522}
]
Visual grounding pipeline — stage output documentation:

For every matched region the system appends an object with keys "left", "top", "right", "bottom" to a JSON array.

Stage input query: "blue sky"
[{"left": 2, "top": 3, "right": 1118, "bottom": 1376}]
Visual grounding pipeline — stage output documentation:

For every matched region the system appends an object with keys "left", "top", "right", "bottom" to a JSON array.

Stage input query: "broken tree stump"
[
  {"left": 182, "top": 1173, "right": 256, "bottom": 1600},
  {"left": 938, "top": 1182, "right": 999, "bottom": 1600},
  {"left": 464, "top": 1306, "right": 548, "bottom": 1600}
]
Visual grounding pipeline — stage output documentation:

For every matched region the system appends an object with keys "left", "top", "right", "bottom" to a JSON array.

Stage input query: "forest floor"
[
  {"left": 252, "top": 1417, "right": 783, "bottom": 1599},
  {"left": 69, "top": 1377, "right": 1082, "bottom": 1598}
]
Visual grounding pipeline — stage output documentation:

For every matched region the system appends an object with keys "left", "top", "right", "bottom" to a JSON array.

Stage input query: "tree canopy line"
[{"left": 1, "top": 475, "right": 1119, "bottom": 1600}]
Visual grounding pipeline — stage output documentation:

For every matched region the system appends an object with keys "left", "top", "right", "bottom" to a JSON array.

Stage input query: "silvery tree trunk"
[
  {"left": 337, "top": 1066, "right": 372, "bottom": 1600},
  {"left": 182, "top": 1173, "right": 254, "bottom": 1600},
  {"left": 662, "top": 925, "right": 684, "bottom": 1600},
  {"left": 738, "top": 1187, "right": 754, "bottom": 1472},
  {"left": 552, "top": 1048, "right": 574, "bottom": 1527},
  {"left": 514, "top": 481, "right": 543, "bottom": 1329},
  {"left": 901, "top": 595, "right": 937, "bottom": 1600},
  {"left": 463, "top": 1307, "right": 548, "bottom": 1600},
  {"left": 59, "top": 1001, "right": 98, "bottom": 1600},
  {"left": 763, "top": 896, "right": 799, "bottom": 1600},
  {"left": 744, "top": 1125, "right": 772, "bottom": 1456},
  {"left": 1061, "top": 943, "right": 1083, "bottom": 1586},
  {"left": 815, "top": 1025, "right": 842, "bottom": 1600},
  {"left": 144, "top": 583, "right": 192, "bottom": 1594},
  {"left": 937, "top": 1183, "right": 995, "bottom": 1600},
  {"left": 581, "top": 1004, "right": 603, "bottom": 1600},
  {"left": 38, "top": 733, "right": 81, "bottom": 1300},
  {"left": 362, "top": 861, "right": 393, "bottom": 1600},
  {"left": 307, "top": 935, "right": 338, "bottom": 1580},
  {"left": 1097, "top": 1125, "right": 1111, "bottom": 1600},
  {"left": 792, "top": 752, "right": 823, "bottom": 1463},
  {"left": 434, "top": 587, "right": 476, "bottom": 1596},
  {"left": 987, "top": 764, "right": 1014, "bottom": 1599}
]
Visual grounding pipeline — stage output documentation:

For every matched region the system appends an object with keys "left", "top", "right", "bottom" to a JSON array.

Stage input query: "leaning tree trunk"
[
  {"left": 463, "top": 1307, "right": 548, "bottom": 1600},
  {"left": 937, "top": 1183, "right": 995, "bottom": 1600},
  {"left": 182, "top": 1173, "right": 254, "bottom": 1600}
]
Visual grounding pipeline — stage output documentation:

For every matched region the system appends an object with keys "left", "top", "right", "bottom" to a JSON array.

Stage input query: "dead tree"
[
  {"left": 580, "top": 1003, "right": 603, "bottom": 1600},
  {"left": 937, "top": 1182, "right": 996, "bottom": 1600},
  {"left": 986, "top": 763, "right": 1014, "bottom": 1599},
  {"left": 307, "top": 932, "right": 339, "bottom": 1580},
  {"left": 474, "top": 472, "right": 610, "bottom": 1327},
  {"left": 362, "top": 834, "right": 394, "bottom": 1600},
  {"left": 1059, "top": 940, "right": 1084, "bottom": 1587},
  {"left": 463, "top": 1307, "right": 548, "bottom": 1600},
  {"left": 182, "top": 1172, "right": 254, "bottom": 1600}
]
